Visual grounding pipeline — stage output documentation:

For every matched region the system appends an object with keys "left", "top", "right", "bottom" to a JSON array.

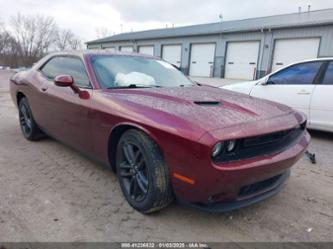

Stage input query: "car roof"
[
  {"left": 50, "top": 50, "right": 158, "bottom": 59},
  {"left": 32, "top": 50, "right": 161, "bottom": 70},
  {"left": 298, "top": 57, "right": 333, "bottom": 62}
]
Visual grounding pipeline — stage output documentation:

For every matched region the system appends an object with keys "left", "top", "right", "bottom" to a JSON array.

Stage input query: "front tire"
[
  {"left": 18, "top": 97, "right": 44, "bottom": 141},
  {"left": 116, "top": 129, "right": 173, "bottom": 213}
]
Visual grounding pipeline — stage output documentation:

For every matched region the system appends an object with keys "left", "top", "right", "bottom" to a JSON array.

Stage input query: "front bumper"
[
  {"left": 180, "top": 170, "right": 290, "bottom": 212},
  {"left": 172, "top": 130, "right": 310, "bottom": 207}
]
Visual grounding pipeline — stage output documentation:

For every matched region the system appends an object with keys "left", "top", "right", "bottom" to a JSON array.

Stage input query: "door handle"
[{"left": 297, "top": 90, "right": 311, "bottom": 95}]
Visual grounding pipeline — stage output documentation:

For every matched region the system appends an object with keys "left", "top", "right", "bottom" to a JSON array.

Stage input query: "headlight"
[
  {"left": 212, "top": 142, "right": 223, "bottom": 158},
  {"left": 226, "top": 140, "right": 236, "bottom": 152},
  {"left": 212, "top": 140, "right": 238, "bottom": 160}
]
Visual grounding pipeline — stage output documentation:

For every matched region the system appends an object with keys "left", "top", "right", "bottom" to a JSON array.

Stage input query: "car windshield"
[{"left": 91, "top": 55, "right": 194, "bottom": 89}]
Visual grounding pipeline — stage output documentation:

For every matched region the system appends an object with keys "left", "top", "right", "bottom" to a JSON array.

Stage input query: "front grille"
[
  {"left": 213, "top": 124, "right": 305, "bottom": 163},
  {"left": 243, "top": 129, "right": 295, "bottom": 148},
  {"left": 239, "top": 174, "right": 282, "bottom": 197}
]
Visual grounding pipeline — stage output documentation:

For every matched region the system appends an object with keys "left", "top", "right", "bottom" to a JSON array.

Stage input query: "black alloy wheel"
[
  {"left": 19, "top": 100, "right": 33, "bottom": 137},
  {"left": 18, "top": 97, "right": 44, "bottom": 141},
  {"left": 116, "top": 129, "right": 173, "bottom": 213},
  {"left": 118, "top": 141, "right": 149, "bottom": 202}
]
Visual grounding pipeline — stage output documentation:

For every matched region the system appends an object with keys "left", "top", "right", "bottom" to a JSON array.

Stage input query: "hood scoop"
[{"left": 193, "top": 101, "right": 221, "bottom": 106}]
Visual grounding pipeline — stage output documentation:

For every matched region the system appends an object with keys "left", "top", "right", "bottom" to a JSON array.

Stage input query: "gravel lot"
[{"left": 0, "top": 70, "right": 332, "bottom": 242}]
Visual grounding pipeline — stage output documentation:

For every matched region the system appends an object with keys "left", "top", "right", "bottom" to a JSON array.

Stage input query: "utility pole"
[{"left": 219, "top": 14, "right": 223, "bottom": 22}]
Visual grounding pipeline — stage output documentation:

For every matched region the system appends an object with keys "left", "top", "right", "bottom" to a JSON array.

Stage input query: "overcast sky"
[{"left": 1, "top": 0, "right": 333, "bottom": 42}]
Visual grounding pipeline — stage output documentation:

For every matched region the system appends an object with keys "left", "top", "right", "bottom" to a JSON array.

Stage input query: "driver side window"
[
  {"left": 267, "top": 62, "right": 322, "bottom": 85},
  {"left": 40, "top": 56, "right": 91, "bottom": 88}
]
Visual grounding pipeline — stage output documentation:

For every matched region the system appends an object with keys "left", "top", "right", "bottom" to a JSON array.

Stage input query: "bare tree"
[
  {"left": 95, "top": 27, "right": 114, "bottom": 39},
  {"left": 1, "top": 13, "right": 83, "bottom": 67},
  {"left": 55, "top": 29, "right": 82, "bottom": 51},
  {"left": 0, "top": 22, "right": 18, "bottom": 67},
  {"left": 10, "top": 13, "right": 58, "bottom": 66},
  {"left": 0, "top": 24, "right": 10, "bottom": 55}
]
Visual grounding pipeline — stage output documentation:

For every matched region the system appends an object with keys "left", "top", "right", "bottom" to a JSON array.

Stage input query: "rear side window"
[
  {"left": 268, "top": 62, "right": 322, "bottom": 85},
  {"left": 40, "top": 57, "right": 90, "bottom": 88},
  {"left": 322, "top": 62, "right": 333, "bottom": 85}
]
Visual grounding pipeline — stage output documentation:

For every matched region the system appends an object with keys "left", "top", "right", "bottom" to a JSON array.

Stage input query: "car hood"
[
  {"left": 101, "top": 85, "right": 295, "bottom": 133},
  {"left": 221, "top": 80, "right": 258, "bottom": 94}
]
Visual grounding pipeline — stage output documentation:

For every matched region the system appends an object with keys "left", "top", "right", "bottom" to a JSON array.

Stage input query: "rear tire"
[
  {"left": 116, "top": 129, "right": 173, "bottom": 213},
  {"left": 18, "top": 97, "right": 44, "bottom": 141}
]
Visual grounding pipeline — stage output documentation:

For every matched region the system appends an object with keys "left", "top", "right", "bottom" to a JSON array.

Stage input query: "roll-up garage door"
[
  {"left": 120, "top": 46, "right": 134, "bottom": 53},
  {"left": 189, "top": 43, "right": 216, "bottom": 77},
  {"left": 138, "top": 46, "right": 154, "bottom": 56},
  {"left": 162, "top": 45, "right": 182, "bottom": 67},
  {"left": 225, "top": 41, "right": 260, "bottom": 80},
  {"left": 271, "top": 38, "right": 320, "bottom": 72}
]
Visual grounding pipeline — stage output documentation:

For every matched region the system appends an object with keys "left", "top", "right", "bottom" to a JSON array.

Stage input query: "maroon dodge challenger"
[{"left": 10, "top": 51, "right": 310, "bottom": 213}]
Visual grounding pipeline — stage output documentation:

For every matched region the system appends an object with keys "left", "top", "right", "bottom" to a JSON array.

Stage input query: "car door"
[
  {"left": 309, "top": 61, "right": 333, "bottom": 132},
  {"left": 37, "top": 56, "right": 93, "bottom": 154},
  {"left": 250, "top": 61, "right": 323, "bottom": 119}
]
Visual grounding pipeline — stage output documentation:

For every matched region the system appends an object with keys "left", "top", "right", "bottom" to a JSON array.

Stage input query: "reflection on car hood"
[{"left": 102, "top": 85, "right": 294, "bottom": 132}]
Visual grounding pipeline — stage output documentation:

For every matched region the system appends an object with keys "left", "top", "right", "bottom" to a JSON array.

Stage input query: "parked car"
[
  {"left": 0, "top": 65, "right": 11, "bottom": 70},
  {"left": 10, "top": 51, "right": 309, "bottom": 213},
  {"left": 221, "top": 58, "right": 333, "bottom": 132},
  {"left": 14, "top": 67, "right": 29, "bottom": 73}
]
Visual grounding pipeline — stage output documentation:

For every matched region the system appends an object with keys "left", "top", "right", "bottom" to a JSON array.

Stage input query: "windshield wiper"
[{"left": 108, "top": 84, "right": 162, "bottom": 89}]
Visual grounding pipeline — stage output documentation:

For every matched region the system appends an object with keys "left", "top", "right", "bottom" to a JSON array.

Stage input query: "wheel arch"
[
  {"left": 108, "top": 122, "right": 161, "bottom": 173},
  {"left": 16, "top": 92, "right": 26, "bottom": 105}
]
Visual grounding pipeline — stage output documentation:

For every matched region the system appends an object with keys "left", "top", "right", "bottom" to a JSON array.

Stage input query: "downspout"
[
  {"left": 131, "top": 40, "right": 137, "bottom": 52},
  {"left": 259, "top": 28, "right": 266, "bottom": 79}
]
